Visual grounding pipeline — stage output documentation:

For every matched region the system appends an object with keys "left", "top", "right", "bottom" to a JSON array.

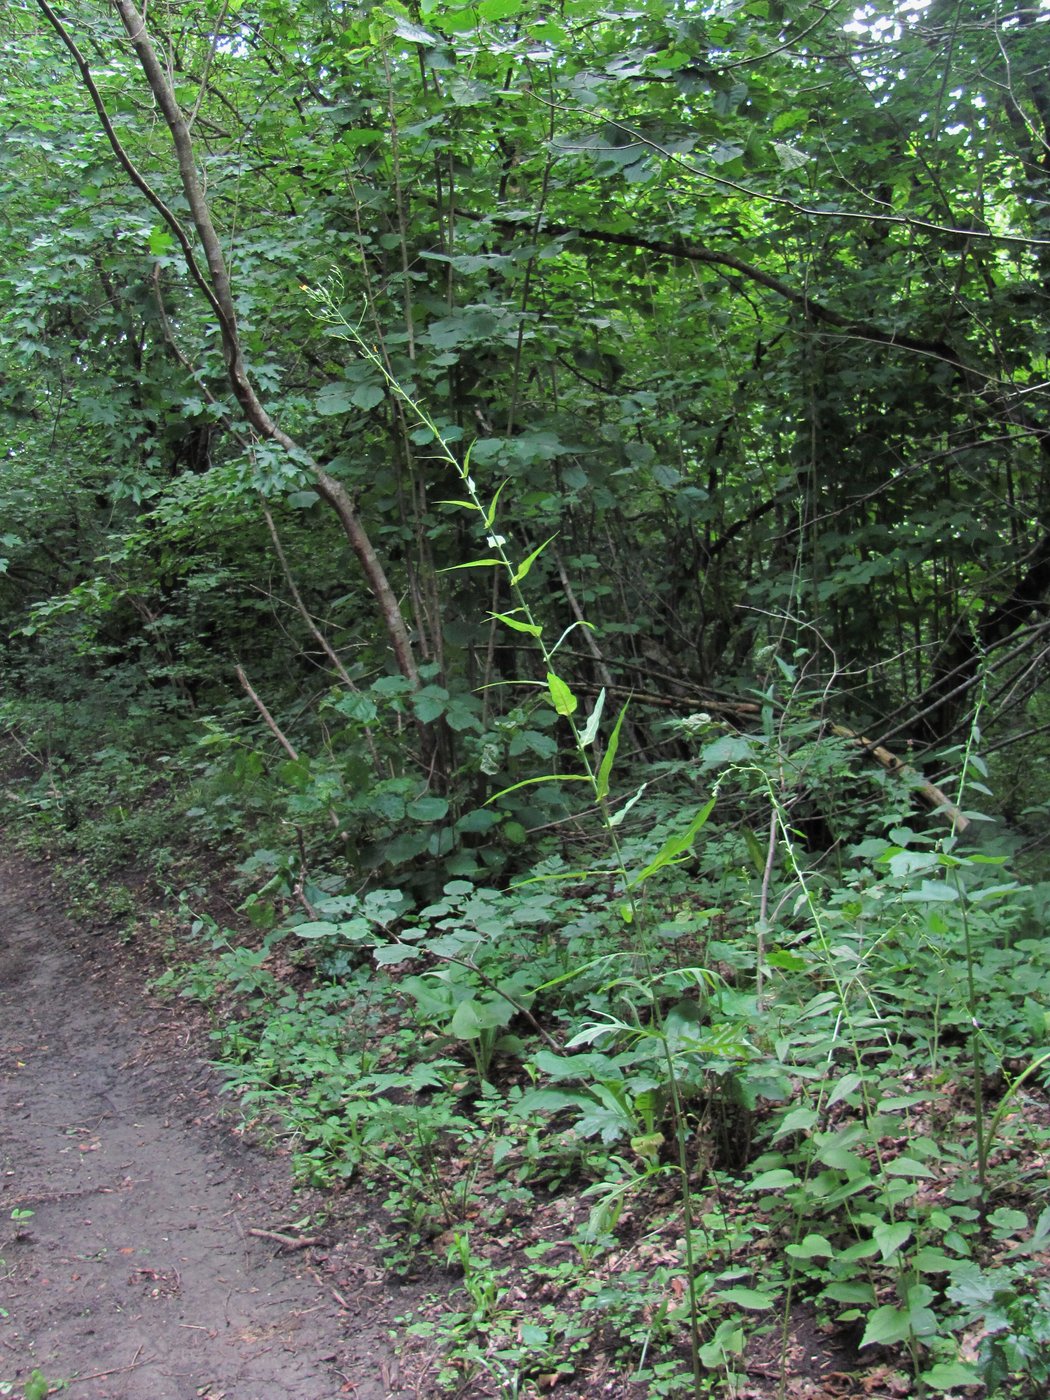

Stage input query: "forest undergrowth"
[{"left": 6, "top": 602, "right": 1050, "bottom": 1400}]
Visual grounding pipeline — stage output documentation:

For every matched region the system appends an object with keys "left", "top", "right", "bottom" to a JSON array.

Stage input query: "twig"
[
  {"left": 71, "top": 1345, "right": 146, "bottom": 1383},
  {"left": 829, "top": 723, "right": 969, "bottom": 832},
  {"left": 756, "top": 807, "right": 777, "bottom": 1010},
  {"left": 248, "top": 1226, "right": 319, "bottom": 1250},
  {"left": 235, "top": 664, "right": 299, "bottom": 761}
]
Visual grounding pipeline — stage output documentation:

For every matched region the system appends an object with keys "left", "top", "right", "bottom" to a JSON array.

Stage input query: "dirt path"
[{"left": 0, "top": 866, "right": 400, "bottom": 1400}]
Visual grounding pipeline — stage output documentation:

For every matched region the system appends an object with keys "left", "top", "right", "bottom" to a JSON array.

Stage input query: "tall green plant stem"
[{"left": 310, "top": 283, "right": 709, "bottom": 1396}]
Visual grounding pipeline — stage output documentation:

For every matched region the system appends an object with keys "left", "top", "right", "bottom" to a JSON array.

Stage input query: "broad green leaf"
[
  {"left": 315, "top": 383, "right": 356, "bottom": 415},
  {"left": 785, "top": 1233, "right": 834, "bottom": 1260},
  {"left": 860, "top": 1304, "right": 911, "bottom": 1348},
  {"left": 393, "top": 17, "right": 440, "bottom": 44},
  {"left": 922, "top": 1362, "right": 980, "bottom": 1389},
  {"left": 350, "top": 381, "right": 385, "bottom": 410},
  {"left": 822, "top": 1281, "right": 875, "bottom": 1304},
  {"left": 373, "top": 943, "right": 422, "bottom": 965},
  {"left": 286, "top": 490, "right": 319, "bottom": 509},
  {"left": 884, "top": 1156, "right": 937, "bottom": 1179},
  {"left": 546, "top": 671, "right": 577, "bottom": 717},
  {"left": 874, "top": 1221, "right": 912, "bottom": 1260},
  {"left": 772, "top": 1106, "right": 818, "bottom": 1140},
  {"left": 746, "top": 1169, "right": 798, "bottom": 1191},
  {"left": 716, "top": 1287, "right": 776, "bottom": 1311},
  {"left": 292, "top": 919, "right": 340, "bottom": 938},
  {"left": 827, "top": 1072, "right": 863, "bottom": 1106}
]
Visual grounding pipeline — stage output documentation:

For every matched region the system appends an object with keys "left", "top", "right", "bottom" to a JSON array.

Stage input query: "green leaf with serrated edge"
[
  {"left": 595, "top": 700, "right": 629, "bottom": 801},
  {"left": 484, "top": 479, "right": 509, "bottom": 528},
  {"left": 716, "top": 1287, "right": 775, "bottom": 1311},
  {"left": 772, "top": 1106, "right": 817, "bottom": 1140},
  {"left": 628, "top": 794, "right": 716, "bottom": 887},
  {"left": 884, "top": 1156, "right": 937, "bottom": 1178},
  {"left": 922, "top": 1362, "right": 980, "bottom": 1389},
  {"left": 580, "top": 688, "right": 606, "bottom": 747},
  {"left": 874, "top": 1221, "right": 912, "bottom": 1260},
  {"left": 827, "top": 1072, "right": 863, "bottom": 1106},
  {"left": 484, "top": 774, "right": 589, "bottom": 804},
  {"left": 546, "top": 671, "right": 577, "bottom": 717},
  {"left": 489, "top": 610, "right": 543, "bottom": 637},
  {"left": 860, "top": 1305, "right": 911, "bottom": 1348},
  {"left": 745, "top": 1169, "right": 797, "bottom": 1191},
  {"left": 785, "top": 1234, "right": 834, "bottom": 1259},
  {"left": 511, "top": 533, "right": 558, "bottom": 586}
]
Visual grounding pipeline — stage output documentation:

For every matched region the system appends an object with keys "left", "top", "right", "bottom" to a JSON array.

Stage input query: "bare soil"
[{"left": 0, "top": 859, "right": 411, "bottom": 1400}]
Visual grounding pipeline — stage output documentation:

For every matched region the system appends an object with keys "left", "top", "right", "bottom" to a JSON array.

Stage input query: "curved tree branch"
[{"left": 38, "top": 0, "right": 421, "bottom": 693}]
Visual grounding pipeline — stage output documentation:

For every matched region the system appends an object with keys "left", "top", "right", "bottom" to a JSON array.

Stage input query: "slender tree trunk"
[{"left": 40, "top": 0, "right": 421, "bottom": 694}]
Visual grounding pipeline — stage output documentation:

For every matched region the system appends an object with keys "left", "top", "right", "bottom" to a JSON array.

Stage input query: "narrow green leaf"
[
  {"left": 484, "top": 479, "right": 509, "bottom": 529},
  {"left": 628, "top": 794, "right": 716, "bottom": 887},
  {"left": 546, "top": 671, "right": 578, "bottom": 717},
  {"left": 436, "top": 498, "right": 476, "bottom": 510},
  {"left": 580, "top": 688, "right": 606, "bottom": 747},
  {"left": 595, "top": 700, "right": 629, "bottom": 801},
  {"left": 438, "top": 558, "right": 505, "bottom": 572},
  {"left": 608, "top": 781, "right": 647, "bottom": 827},
  {"left": 511, "top": 533, "right": 558, "bottom": 585},
  {"left": 484, "top": 774, "right": 589, "bottom": 804},
  {"left": 489, "top": 610, "right": 543, "bottom": 637}
]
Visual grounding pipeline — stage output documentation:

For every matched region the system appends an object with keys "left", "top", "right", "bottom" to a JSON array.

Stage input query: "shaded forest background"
[{"left": 3, "top": 0, "right": 1050, "bottom": 1395}]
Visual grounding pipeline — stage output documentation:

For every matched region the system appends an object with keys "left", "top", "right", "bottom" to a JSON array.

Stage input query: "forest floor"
[{"left": 0, "top": 854, "right": 420, "bottom": 1400}]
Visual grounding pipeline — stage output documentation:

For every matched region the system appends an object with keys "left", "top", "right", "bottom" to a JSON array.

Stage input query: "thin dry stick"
[
  {"left": 829, "top": 724, "right": 969, "bottom": 832},
  {"left": 235, "top": 664, "right": 299, "bottom": 761},
  {"left": 757, "top": 807, "right": 777, "bottom": 1010},
  {"left": 247, "top": 1227, "right": 319, "bottom": 1250},
  {"left": 71, "top": 1346, "right": 147, "bottom": 1384},
  {"left": 259, "top": 503, "right": 382, "bottom": 773},
  {"left": 235, "top": 665, "right": 341, "bottom": 839}
]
